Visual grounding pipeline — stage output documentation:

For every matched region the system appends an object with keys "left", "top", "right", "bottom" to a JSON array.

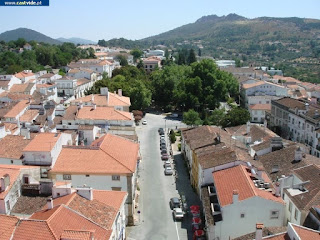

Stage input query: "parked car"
[
  {"left": 160, "top": 145, "right": 167, "bottom": 151},
  {"left": 163, "top": 160, "right": 171, "bottom": 168},
  {"left": 170, "top": 197, "right": 181, "bottom": 209},
  {"left": 142, "top": 120, "right": 147, "bottom": 125},
  {"left": 161, "top": 153, "right": 169, "bottom": 160},
  {"left": 164, "top": 166, "right": 173, "bottom": 175},
  {"left": 158, "top": 128, "right": 164, "bottom": 133},
  {"left": 161, "top": 149, "right": 168, "bottom": 155},
  {"left": 173, "top": 208, "right": 184, "bottom": 220},
  {"left": 160, "top": 135, "right": 165, "bottom": 140}
]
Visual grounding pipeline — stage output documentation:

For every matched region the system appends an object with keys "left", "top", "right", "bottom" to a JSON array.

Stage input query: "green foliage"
[
  {"left": 221, "top": 107, "right": 250, "bottom": 128},
  {"left": 178, "top": 143, "right": 181, "bottom": 151},
  {"left": 169, "top": 129, "right": 176, "bottom": 143},
  {"left": 130, "top": 48, "right": 143, "bottom": 62},
  {"left": 0, "top": 40, "right": 94, "bottom": 74},
  {"left": 115, "top": 55, "right": 128, "bottom": 66},
  {"left": 87, "top": 66, "right": 151, "bottom": 110},
  {"left": 183, "top": 109, "right": 203, "bottom": 126},
  {"left": 188, "top": 49, "right": 197, "bottom": 64},
  {"left": 207, "top": 109, "right": 226, "bottom": 126}
]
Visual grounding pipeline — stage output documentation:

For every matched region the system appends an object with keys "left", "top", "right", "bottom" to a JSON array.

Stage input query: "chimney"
[
  {"left": 93, "top": 103, "right": 96, "bottom": 110},
  {"left": 294, "top": 147, "right": 303, "bottom": 162},
  {"left": 0, "top": 177, "right": 5, "bottom": 192},
  {"left": 246, "top": 121, "right": 251, "bottom": 134},
  {"left": 275, "top": 182, "right": 281, "bottom": 197},
  {"left": 28, "top": 97, "right": 31, "bottom": 103},
  {"left": 305, "top": 103, "right": 309, "bottom": 112},
  {"left": 118, "top": 89, "right": 122, "bottom": 97},
  {"left": 47, "top": 198, "right": 53, "bottom": 209},
  {"left": 232, "top": 189, "right": 239, "bottom": 204},
  {"left": 77, "top": 187, "right": 93, "bottom": 201},
  {"left": 255, "top": 223, "right": 263, "bottom": 240},
  {"left": 91, "top": 94, "right": 94, "bottom": 103},
  {"left": 100, "top": 87, "right": 108, "bottom": 96}
]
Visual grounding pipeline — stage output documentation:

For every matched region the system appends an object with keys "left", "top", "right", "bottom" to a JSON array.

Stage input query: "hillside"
[
  {"left": 57, "top": 37, "right": 96, "bottom": 45},
  {"left": 0, "top": 28, "right": 61, "bottom": 45},
  {"left": 100, "top": 14, "right": 320, "bottom": 82}
]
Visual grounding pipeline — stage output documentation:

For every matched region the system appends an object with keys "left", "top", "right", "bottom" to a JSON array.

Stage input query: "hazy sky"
[{"left": 0, "top": 0, "right": 319, "bottom": 41}]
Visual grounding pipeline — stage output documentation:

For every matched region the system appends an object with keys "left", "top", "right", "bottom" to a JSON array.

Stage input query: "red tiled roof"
[
  {"left": 23, "top": 133, "right": 61, "bottom": 152},
  {"left": 0, "top": 135, "right": 31, "bottom": 159},
  {"left": 12, "top": 220, "right": 56, "bottom": 240},
  {"left": 30, "top": 205, "right": 110, "bottom": 240},
  {"left": 60, "top": 230, "right": 94, "bottom": 240},
  {"left": 0, "top": 215, "right": 19, "bottom": 240},
  {"left": 52, "top": 134, "right": 139, "bottom": 174},
  {"left": 4, "top": 100, "right": 29, "bottom": 118},
  {"left": 71, "top": 93, "right": 130, "bottom": 106},
  {"left": 249, "top": 104, "right": 271, "bottom": 111},
  {"left": 19, "top": 109, "right": 39, "bottom": 122},
  {"left": 76, "top": 106, "right": 132, "bottom": 121},
  {"left": 292, "top": 224, "right": 320, "bottom": 239},
  {"left": 15, "top": 71, "right": 34, "bottom": 79},
  {"left": 213, "top": 165, "right": 284, "bottom": 206}
]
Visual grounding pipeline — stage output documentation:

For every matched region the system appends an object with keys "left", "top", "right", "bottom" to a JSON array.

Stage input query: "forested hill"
[
  {"left": 0, "top": 28, "right": 62, "bottom": 45},
  {"left": 99, "top": 14, "right": 320, "bottom": 82}
]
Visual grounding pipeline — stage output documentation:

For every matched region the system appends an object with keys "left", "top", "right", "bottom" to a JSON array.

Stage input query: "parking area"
[{"left": 127, "top": 113, "right": 202, "bottom": 240}]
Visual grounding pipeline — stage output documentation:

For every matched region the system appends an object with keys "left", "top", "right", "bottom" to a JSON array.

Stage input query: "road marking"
[{"left": 175, "top": 221, "right": 180, "bottom": 240}]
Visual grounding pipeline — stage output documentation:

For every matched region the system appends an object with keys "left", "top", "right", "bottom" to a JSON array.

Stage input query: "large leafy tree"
[
  {"left": 130, "top": 48, "right": 143, "bottom": 62},
  {"left": 221, "top": 107, "right": 250, "bottom": 128},
  {"left": 183, "top": 109, "right": 203, "bottom": 126}
]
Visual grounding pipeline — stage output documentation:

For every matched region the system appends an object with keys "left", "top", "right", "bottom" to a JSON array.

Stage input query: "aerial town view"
[{"left": 0, "top": 0, "right": 319, "bottom": 239}]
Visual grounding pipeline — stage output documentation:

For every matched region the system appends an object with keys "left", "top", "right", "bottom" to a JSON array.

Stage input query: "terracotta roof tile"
[
  {"left": 259, "top": 145, "right": 319, "bottom": 182},
  {"left": 213, "top": 165, "right": 284, "bottom": 206},
  {"left": 60, "top": 230, "right": 94, "bottom": 240},
  {"left": 52, "top": 134, "right": 139, "bottom": 174},
  {"left": 76, "top": 106, "right": 132, "bottom": 121},
  {"left": 30, "top": 205, "right": 110, "bottom": 240},
  {"left": 0, "top": 135, "right": 31, "bottom": 159},
  {"left": 76, "top": 78, "right": 91, "bottom": 86},
  {"left": 249, "top": 104, "right": 271, "bottom": 111},
  {"left": 93, "top": 190, "right": 127, "bottom": 210},
  {"left": 15, "top": 71, "right": 35, "bottom": 79},
  {"left": 0, "top": 215, "right": 19, "bottom": 240},
  {"left": 23, "top": 133, "right": 61, "bottom": 152},
  {"left": 292, "top": 224, "right": 320, "bottom": 240},
  {"left": 19, "top": 109, "right": 39, "bottom": 122},
  {"left": 71, "top": 93, "right": 131, "bottom": 107},
  {"left": 10, "top": 83, "right": 34, "bottom": 93},
  {"left": 12, "top": 220, "right": 56, "bottom": 240},
  {"left": 4, "top": 100, "right": 29, "bottom": 118},
  {"left": 242, "top": 81, "right": 265, "bottom": 89}
]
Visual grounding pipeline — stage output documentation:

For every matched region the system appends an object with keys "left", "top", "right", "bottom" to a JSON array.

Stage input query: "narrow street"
[{"left": 127, "top": 113, "right": 201, "bottom": 240}]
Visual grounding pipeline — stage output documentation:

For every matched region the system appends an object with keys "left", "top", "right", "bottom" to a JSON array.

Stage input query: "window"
[
  {"left": 63, "top": 174, "right": 71, "bottom": 180},
  {"left": 270, "top": 210, "right": 279, "bottom": 219},
  {"left": 112, "top": 175, "right": 120, "bottom": 181},
  {"left": 112, "top": 187, "right": 122, "bottom": 191},
  {"left": 294, "top": 208, "right": 298, "bottom": 220},
  {"left": 240, "top": 213, "right": 245, "bottom": 218},
  {"left": 86, "top": 175, "right": 90, "bottom": 177},
  {"left": 289, "top": 202, "right": 292, "bottom": 212},
  {"left": 11, "top": 160, "right": 13, "bottom": 164}
]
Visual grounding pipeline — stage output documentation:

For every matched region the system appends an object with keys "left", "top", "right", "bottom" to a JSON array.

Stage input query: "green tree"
[
  {"left": 188, "top": 49, "right": 197, "bottom": 65},
  {"left": 165, "top": 49, "right": 170, "bottom": 59},
  {"left": 15, "top": 38, "right": 27, "bottom": 48},
  {"left": 129, "top": 80, "right": 152, "bottom": 110},
  {"left": 198, "top": 48, "right": 202, "bottom": 57},
  {"left": 116, "top": 55, "right": 128, "bottom": 66},
  {"left": 130, "top": 48, "right": 143, "bottom": 62},
  {"left": 207, "top": 109, "right": 226, "bottom": 126},
  {"left": 183, "top": 109, "right": 202, "bottom": 126},
  {"left": 221, "top": 107, "right": 250, "bottom": 128}
]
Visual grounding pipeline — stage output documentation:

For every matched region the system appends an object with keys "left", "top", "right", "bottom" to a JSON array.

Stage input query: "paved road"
[{"left": 127, "top": 113, "right": 201, "bottom": 240}]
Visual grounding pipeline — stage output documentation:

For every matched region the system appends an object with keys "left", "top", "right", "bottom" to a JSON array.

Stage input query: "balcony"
[
  {"left": 208, "top": 185, "right": 216, "bottom": 196},
  {"left": 316, "top": 145, "right": 320, "bottom": 151}
]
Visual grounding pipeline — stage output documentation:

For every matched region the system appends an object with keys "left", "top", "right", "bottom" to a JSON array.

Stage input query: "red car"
[{"left": 161, "top": 153, "right": 169, "bottom": 160}]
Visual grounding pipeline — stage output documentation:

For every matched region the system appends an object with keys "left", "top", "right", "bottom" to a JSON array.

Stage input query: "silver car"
[
  {"left": 173, "top": 208, "right": 184, "bottom": 220},
  {"left": 164, "top": 166, "right": 173, "bottom": 175}
]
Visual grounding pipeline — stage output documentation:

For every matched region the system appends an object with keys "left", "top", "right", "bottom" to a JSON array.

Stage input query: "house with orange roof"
[
  {"left": 142, "top": 56, "right": 161, "bottom": 73},
  {"left": 202, "top": 164, "right": 285, "bottom": 239},
  {"left": 23, "top": 132, "right": 72, "bottom": 166},
  {"left": 0, "top": 165, "right": 40, "bottom": 214},
  {"left": 14, "top": 70, "right": 35, "bottom": 83},
  {"left": 9, "top": 82, "right": 36, "bottom": 95},
  {"left": 66, "top": 58, "right": 116, "bottom": 78},
  {"left": 50, "top": 133, "right": 140, "bottom": 225},
  {"left": 46, "top": 185, "right": 128, "bottom": 240},
  {"left": 0, "top": 135, "right": 31, "bottom": 165},
  {"left": 2, "top": 99, "right": 30, "bottom": 122},
  {"left": 71, "top": 87, "right": 131, "bottom": 112}
]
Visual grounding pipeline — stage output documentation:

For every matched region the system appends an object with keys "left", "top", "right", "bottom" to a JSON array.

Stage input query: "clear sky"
[{"left": 0, "top": 0, "right": 319, "bottom": 42}]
